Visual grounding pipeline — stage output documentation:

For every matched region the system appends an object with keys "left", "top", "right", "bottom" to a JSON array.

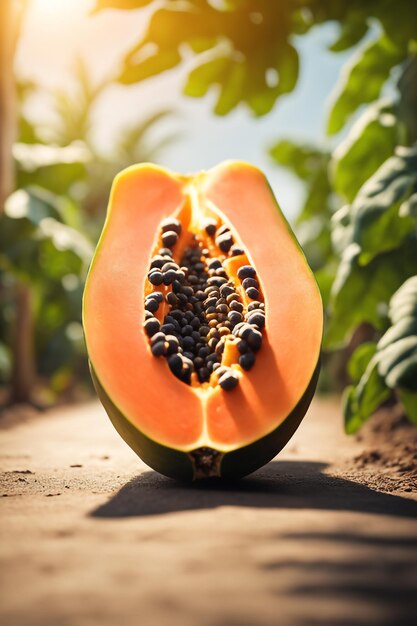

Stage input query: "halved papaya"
[{"left": 83, "top": 161, "right": 323, "bottom": 480}]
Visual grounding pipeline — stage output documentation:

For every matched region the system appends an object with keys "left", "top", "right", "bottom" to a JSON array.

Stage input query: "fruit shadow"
[{"left": 90, "top": 460, "right": 417, "bottom": 520}]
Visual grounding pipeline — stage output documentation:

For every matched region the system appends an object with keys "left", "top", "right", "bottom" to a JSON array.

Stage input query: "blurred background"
[{"left": 1, "top": 0, "right": 416, "bottom": 432}]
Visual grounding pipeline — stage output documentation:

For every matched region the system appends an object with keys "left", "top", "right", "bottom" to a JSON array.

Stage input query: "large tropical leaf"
[
  {"left": 330, "top": 144, "right": 417, "bottom": 266},
  {"left": 344, "top": 276, "right": 417, "bottom": 432},
  {"left": 331, "top": 100, "right": 398, "bottom": 202},
  {"left": 325, "top": 237, "right": 417, "bottom": 348},
  {"left": 14, "top": 142, "right": 90, "bottom": 195},
  {"left": 118, "top": 1, "right": 299, "bottom": 116},
  {"left": 327, "top": 35, "right": 403, "bottom": 135}
]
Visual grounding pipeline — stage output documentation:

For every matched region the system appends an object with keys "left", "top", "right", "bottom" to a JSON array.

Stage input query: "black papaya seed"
[
  {"left": 144, "top": 317, "right": 160, "bottom": 337},
  {"left": 219, "top": 371, "right": 239, "bottom": 391},
  {"left": 246, "top": 287, "right": 260, "bottom": 300},
  {"left": 148, "top": 271, "right": 164, "bottom": 286},
  {"left": 239, "top": 351, "right": 256, "bottom": 371},
  {"left": 247, "top": 312, "right": 265, "bottom": 329},
  {"left": 161, "top": 217, "right": 181, "bottom": 235},
  {"left": 162, "top": 230, "right": 179, "bottom": 247},
  {"left": 242, "top": 277, "right": 259, "bottom": 290},
  {"left": 247, "top": 329, "right": 262, "bottom": 352},
  {"left": 167, "top": 354, "right": 182, "bottom": 376},
  {"left": 151, "top": 340, "right": 167, "bottom": 357},
  {"left": 237, "top": 265, "right": 256, "bottom": 280}
]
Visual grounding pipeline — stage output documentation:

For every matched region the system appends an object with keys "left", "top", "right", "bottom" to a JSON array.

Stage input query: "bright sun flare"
[{"left": 34, "top": 0, "right": 86, "bottom": 16}]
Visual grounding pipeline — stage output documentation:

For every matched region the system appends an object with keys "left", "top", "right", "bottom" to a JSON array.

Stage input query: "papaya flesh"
[{"left": 83, "top": 161, "right": 323, "bottom": 480}]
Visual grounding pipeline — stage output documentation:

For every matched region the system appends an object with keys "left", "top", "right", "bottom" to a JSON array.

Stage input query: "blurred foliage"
[
  {"left": 344, "top": 276, "right": 417, "bottom": 431},
  {"left": 3, "top": 0, "right": 416, "bottom": 426},
  {"left": 269, "top": 140, "right": 337, "bottom": 309},
  {"left": 1, "top": 58, "right": 179, "bottom": 402},
  {"left": 92, "top": 0, "right": 417, "bottom": 427}
]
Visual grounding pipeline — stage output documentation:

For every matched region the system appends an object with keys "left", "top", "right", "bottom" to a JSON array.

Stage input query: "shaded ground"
[{"left": 1, "top": 397, "right": 416, "bottom": 626}]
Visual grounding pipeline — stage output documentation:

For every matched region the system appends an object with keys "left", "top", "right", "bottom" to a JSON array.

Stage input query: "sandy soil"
[{"left": 1, "top": 397, "right": 416, "bottom": 626}]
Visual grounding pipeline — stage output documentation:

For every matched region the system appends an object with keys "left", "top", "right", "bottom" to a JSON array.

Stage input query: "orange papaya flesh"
[{"left": 83, "top": 161, "right": 323, "bottom": 480}]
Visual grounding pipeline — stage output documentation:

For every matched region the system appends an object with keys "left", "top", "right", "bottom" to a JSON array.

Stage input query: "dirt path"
[{"left": 1, "top": 398, "right": 416, "bottom": 626}]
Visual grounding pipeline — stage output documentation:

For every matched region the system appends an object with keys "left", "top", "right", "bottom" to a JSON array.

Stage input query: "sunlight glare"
[{"left": 33, "top": 0, "right": 89, "bottom": 17}]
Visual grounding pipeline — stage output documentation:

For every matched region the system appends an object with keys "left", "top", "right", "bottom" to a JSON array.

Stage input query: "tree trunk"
[
  {"left": 0, "top": 0, "right": 34, "bottom": 404},
  {"left": 11, "top": 282, "right": 35, "bottom": 402},
  {"left": 0, "top": 0, "right": 17, "bottom": 211}
]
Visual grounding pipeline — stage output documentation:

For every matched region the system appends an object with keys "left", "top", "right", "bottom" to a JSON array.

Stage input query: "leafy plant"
[
  {"left": 269, "top": 141, "right": 338, "bottom": 307},
  {"left": 344, "top": 276, "right": 417, "bottom": 432},
  {"left": 1, "top": 52, "right": 180, "bottom": 402},
  {"left": 92, "top": 0, "right": 417, "bottom": 429}
]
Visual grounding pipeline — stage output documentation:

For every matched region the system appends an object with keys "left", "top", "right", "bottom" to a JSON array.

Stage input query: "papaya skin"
[
  {"left": 83, "top": 161, "right": 323, "bottom": 480},
  {"left": 90, "top": 362, "right": 320, "bottom": 481}
]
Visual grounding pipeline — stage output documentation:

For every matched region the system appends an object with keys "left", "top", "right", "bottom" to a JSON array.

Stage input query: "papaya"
[{"left": 83, "top": 161, "right": 323, "bottom": 480}]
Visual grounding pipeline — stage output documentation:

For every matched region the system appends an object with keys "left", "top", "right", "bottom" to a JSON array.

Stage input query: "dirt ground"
[{"left": 1, "top": 396, "right": 417, "bottom": 626}]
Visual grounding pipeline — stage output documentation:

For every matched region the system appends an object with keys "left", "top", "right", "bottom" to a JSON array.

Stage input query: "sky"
[{"left": 16, "top": 0, "right": 354, "bottom": 221}]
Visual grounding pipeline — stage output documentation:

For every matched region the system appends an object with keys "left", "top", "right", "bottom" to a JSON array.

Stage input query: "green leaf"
[
  {"left": 399, "top": 193, "right": 417, "bottom": 218},
  {"left": 325, "top": 237, "right": 417, "bottom": 348},
  {"left": 14, "top": 142, "right": 90, "bottom": 195},
  {"left": 331, "top": 100, "right": 397, "bottom": 202},
  {"left": 397, "top": 54, "right": 417, "bottom": 144},
  {"left": 343, "top": 356, "right": 390, "bottom": 434},
  {"left": 389, "top": 275, "right": 417, "bottom": 323},
  {"left": 36, "top": 218, "right": 93, "bottom": 265},
  {"left": 215, "top": 60, "right": 246, "bottom": 115},
  {"left": 115, "top": 2, "right": 298, "bottom": 115},
  {"left": 0, "top": 343, "right": 12, "bottom": 381},
  {"left": 4, "top": 187, "right": 62, "bottom": 224},
  {"left": 269, "top": 141, "right": 327, "bottom": 181},
  {"left": 331, "top": 204, "right": 352, "bottom": 255},
  {"left": 331, "top": 144, "right": 417, "bottom": 265},
  {"left": 120, "top": 48, "right": 181, "bottom": 83},
  {"left": 327, "top": 35, "right": 403, "bottom": 135},
  {"left": 329, "top": 14, "right": 368, "bottom": 52},
  {"left": 0, "top": 188, "right": 93, "bottom": 282},
  {"left": 347, "top": 341, "right": 377, "bottom": 384},
  {"left": 376, "top": 276, "right": 417, "bottom": 393},
  {"left": 397, "top": 389, "right": 417, "bottom": 424},
  {"left": 353, "top": 145, "right": 417, "bottom": 262},
  {"left": 13, "top": 142, "right": 90, "bottom": 172},
  {"left": 183, "top": 57, "right": 229, "bottom": 99}
]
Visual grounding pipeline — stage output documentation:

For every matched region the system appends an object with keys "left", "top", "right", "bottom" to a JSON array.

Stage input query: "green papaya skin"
[{"left": 91, "top": 362, "right": 320, "bottom": 481}]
